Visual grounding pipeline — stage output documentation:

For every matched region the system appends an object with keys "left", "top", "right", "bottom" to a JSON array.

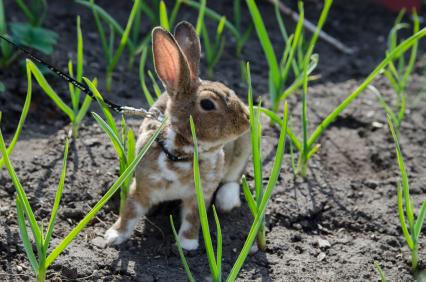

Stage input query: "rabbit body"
[{"left": 105, "top": 22, "right": 250, "bottom": 250}]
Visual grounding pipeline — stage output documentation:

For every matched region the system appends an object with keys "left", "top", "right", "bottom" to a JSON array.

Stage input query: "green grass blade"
[
  {"left": 106, "top": 0, "right": 141, "bottom": 86},
  {"left": 241, "top": 175, "right": 257, "bottom": 217},
  {"left": 92, "top": 112, "right": 126, "bottom": 160},
  {"left": 259, "top": 107, "right": 301, "bottom": 151},
  {"left": 0, "top": 129, "right": 42, "bottom": 247},
  {"left": 202, "top": 24, "right": 212, "bottom": 63},
  {"left": 0, "top": 61, "right": 32, "bottom": 169},
  {"left": 227, "top": 102, "right": 289, "bottom": 281},
  {"left": 68, "top": 60, "right": 77, "bottom": 111},
  {"left": 127, "top": 128, "right": 135, "bottom": 164},
  {"left": 414, "top": 199, "right": 426, "bottom": 243},
  {"left": 43, "top": 140, "right": 69, "bottom": 251},
  {"left": 189, "top": 116, "right": 219, "bottom": 280},
  {"left": 159, "top": 0, "right": 170, "bottom": 31},
  {"left": 195, "top": 0, "right": 206, "bottom": 35},
  {"left": 245, "top": 0, "right": 280, "bottom": 101},
  {"left": 370, "top": 85, "right": 398, "bottom": 127},
  {"left": 147, "top": 70, "right": 162, "bottom": 98},
  {"left": 88, "top": 0, "right": 110, "bottom": 63},
  {"left": 140, "top": 1, "right": 156, "bottom": 24},
  {"left": 212, "top": 205, "right": 222, "bottom": 277},
  {"left": 84, "top": 78, "right": 119, "bottom": 135},
  {"left": 388, "top": 114, "right": 414, "bottom": 228},
  {"left": 75, "top": 15, "right": 83, "bottom": 102},
  {"left": 279, "top": 54, "right": 319, "bottom": 102},
  {"left": 170, "top": 215, "right": 195, "bottom": 282},
  {"left": 16, "top": 198, "right": 40, "bottom": 275},
  {"left": 402, "top": 10, "right": 419, "bottom": 86},
  {"left": 16, "top": 0, "right": 35, "bottom": 24},
  {"left": 247, "top": 62, "right": 263, "bottom": 204},
  {"left": 75, "top": 0, "right": 135, "bottom": 52},
  {"left": 181, "top": 0, "right": 239, "bottom": 39},
  {"left": 169, "top": 0, "right": 181, "bottom": 27},
  {"left": 45, "top": 118, "right": 166, "bottom": 267},
  {"left": 280, "top": 1, "right": 304, "bottom": 87},
  {"left": 0, "top": 0, "right": 11, "bottom": 59},
  {"left": 397, "top": 183, "right": 414, "bottom": 249},
  {"left": 28, "top": 60, "right": 74, "bottom": 120},
  {"left": 75, "top": 95, "right": 93, "bottom": 125},
  {"left": 139, "top": 48, "right": 156, "bottom": 106},
  {"left": 308, "top": 27, "right": 426, "bottom": 149},
  {"left": 373, "top": 261, "right": 387, "bottom": 282}
]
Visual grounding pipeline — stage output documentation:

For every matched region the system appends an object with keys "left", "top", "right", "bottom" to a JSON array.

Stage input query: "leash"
[
  {"left": 0, "top": 35, "right": 197, "bottom": 162},
  {"left": 0, "top": 34, "right": 161, "bottom": 121}
]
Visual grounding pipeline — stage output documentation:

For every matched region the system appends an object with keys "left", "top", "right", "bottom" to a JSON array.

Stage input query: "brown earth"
[{"left": 1, "top": 0, "right": 426, "bottom": 281}]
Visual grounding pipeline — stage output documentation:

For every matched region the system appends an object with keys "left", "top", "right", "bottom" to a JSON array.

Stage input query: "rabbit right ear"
[
  {"left": 174, "top": 21, "right": 201, "bottom": 81},
  {"left": 152, "top": 27, "right": 192, "bottom": 94}
]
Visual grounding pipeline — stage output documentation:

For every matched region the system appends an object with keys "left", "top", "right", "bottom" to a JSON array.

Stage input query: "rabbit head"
[{"left": 152, "top": 21, "right": 250, "bottom": 147}]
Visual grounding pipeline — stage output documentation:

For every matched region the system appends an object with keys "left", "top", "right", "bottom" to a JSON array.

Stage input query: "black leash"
[{"left": 0, "top": 34, "right": 159, "bottom": 120}]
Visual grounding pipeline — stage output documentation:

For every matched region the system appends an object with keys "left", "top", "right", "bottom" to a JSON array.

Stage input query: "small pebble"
[
  {"left": 91, "top": 236, "right": 107, "bottom": 249},
  {"left": 317, "top": 252, "right": 326, "bottom": 261},
  {"left": 316, "top": 238, "right": 331, "bottom": 249}
]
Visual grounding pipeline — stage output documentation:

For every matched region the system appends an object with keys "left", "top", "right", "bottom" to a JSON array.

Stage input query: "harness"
[{"left": 157, "top": 138, "right": 192, "bottom": 162}]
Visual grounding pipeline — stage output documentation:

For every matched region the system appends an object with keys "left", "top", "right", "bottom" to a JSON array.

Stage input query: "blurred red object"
[{"left": 375, "top": 0, "right": 421, "bottom": 12}]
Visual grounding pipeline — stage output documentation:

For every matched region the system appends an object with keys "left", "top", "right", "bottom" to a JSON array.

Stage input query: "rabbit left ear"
[
  {"left": 152, "top": 27, "right": 192, "bottom": 94},
  {"left": 174, "top": 21, "right": 201, "bottom": 81}
]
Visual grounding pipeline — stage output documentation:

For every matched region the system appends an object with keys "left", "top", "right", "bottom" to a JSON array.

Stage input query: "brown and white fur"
[{"left": 105, "top": 21, "right": 250, "bottom": 250}]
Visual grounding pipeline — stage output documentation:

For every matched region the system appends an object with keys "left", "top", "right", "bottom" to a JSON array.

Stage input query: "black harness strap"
[{"left": 157, "top": 139, "right": 192, "bottom": 162}]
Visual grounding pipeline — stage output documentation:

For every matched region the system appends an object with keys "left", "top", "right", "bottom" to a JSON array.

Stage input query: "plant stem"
[
  {"left": 37, "top": 266, "right": 46, "bottom": 282},
  {"left": 257, "top": 224, "right": 266, "bottom": 251},
  {"left": 72, "top": 122, "right": 78, "bottom": 139},
  {"left": 412, "top": 246, "right": 418, "bottom": 272}
]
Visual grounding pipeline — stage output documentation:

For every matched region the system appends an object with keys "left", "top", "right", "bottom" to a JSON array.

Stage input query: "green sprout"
[
  {"left": 200, "top": 16, "right": 226, "bottom": 78},
  {"left": 192, "top": 0, "right": 227, "bottom": 78},
  {"left": 76, "top": 0, "right": 141, "bottom": 91},
  {"left": 233, "top": 0, "right": 253, "bottom": 56},
  {"left": 246, "top": 0, "right": 327, "bottom": 112},
  {"left": 180, "top": 0, "right": 246, "bottom": 54},
  {"left": 27, "top": 16, "right": 92, "bottom": 139},
  {"left": 139, "top": 46, "right": 162, "bottom": 106},
  {"left": 172, "top": 64, "right": 288, "bottom": 281},
  {"left": 242, "top": 62, "right": 289, "bottom": 251},
  {"left": 77, "top": 0, "right": 182, "bottom": 90},
  {"left": 388, "top": 114, "right": 426, "bottom": 272},
  {"left": 0, "top": 58, "right": 32, "bottom": 169},
  {"left": 374, "top": 261, "right": 387, "bottom": 282},
  {"left": 375, "top": 10, "right": 419, "bottom": 131},
  {"left": 86, "top": 78, "right": 136, "bottom": 214},
  {"left": 0, "top": 109, "right": 165, "bottom": 282},
  {"left": 262, "top": 25, "right": 426, "bottom": 177},
  {"left": 15, "top": 0, "right": 47, "bottom": 27}
]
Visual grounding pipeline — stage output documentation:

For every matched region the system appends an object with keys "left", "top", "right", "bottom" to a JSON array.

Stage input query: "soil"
[{"left": 1, "top": 0, "right": 426, "bottom": 281}]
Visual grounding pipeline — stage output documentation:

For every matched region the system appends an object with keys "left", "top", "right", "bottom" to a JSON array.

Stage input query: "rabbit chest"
[{"left": 135, "top": 126, "right": 225, "bottom": 205}]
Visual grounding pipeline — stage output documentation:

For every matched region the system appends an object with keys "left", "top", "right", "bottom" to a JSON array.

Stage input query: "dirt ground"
[{"left": 1, "top": 0, "right": 426, "bottom": 281}]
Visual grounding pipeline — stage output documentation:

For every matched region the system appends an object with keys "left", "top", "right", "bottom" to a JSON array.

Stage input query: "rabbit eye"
[{"left": 200, "top": 99, "right": 216, "bottom": 111}]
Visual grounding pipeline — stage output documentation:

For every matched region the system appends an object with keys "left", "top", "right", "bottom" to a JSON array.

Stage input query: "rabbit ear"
[
  {"left": 174, "top": 21, "right": 201, "bottom": 81},
  {"left": 152, "top": 27, "right": 191, "bottom": 93}
]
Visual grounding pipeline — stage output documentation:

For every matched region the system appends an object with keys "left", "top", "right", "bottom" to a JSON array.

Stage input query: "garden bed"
[{"left": 1, "top": 0, "right": 426, "bottom": 281}]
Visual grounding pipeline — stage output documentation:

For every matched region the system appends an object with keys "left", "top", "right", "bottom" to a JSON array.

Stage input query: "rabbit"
[{"left": 104, "top": 21, "right": 251, "bottom": 251}]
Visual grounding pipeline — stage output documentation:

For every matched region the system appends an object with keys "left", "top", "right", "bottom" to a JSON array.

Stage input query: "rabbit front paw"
[
  {"left": 178, "top": 235, "right": 199, "bottom": 251},
  {"left": 104, "top": 227, "right": 130, "bottom": 245},
  {"left": 215, "top": 182, "right": 241, "bottom": 212}
]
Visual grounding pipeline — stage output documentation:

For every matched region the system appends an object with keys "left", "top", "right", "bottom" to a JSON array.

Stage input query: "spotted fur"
[{"left": 105, "top": 21, "right": 250, "bottom": 250}]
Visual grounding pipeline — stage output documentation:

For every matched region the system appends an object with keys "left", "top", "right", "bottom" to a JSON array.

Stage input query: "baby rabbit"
[{"left": 105, "top": 21, "right": 251, "bottom": 250}]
